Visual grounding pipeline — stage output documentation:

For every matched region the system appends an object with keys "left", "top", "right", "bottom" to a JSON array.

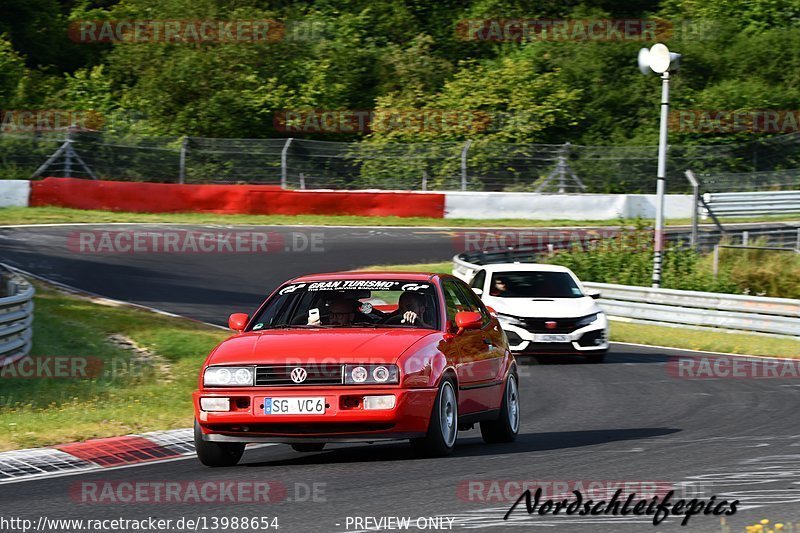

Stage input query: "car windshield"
[
  {"left": 249, "top": 279, "right": 440, "bottom": 330},
  {"left": 489, "top": 271, "right": 584, "bottom": 299}
]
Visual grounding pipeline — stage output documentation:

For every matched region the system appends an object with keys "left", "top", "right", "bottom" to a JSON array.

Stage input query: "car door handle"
[{"left": 482, "top": 338, "right": 493, "bottom": 346}]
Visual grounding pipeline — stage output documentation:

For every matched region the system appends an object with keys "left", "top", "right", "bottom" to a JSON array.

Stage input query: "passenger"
[{"left": 308, "top": 296, "right": 369, "bottom": 326}]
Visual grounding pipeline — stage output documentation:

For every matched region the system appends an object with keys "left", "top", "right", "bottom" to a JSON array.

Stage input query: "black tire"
[
  {"left": 480, "top": 372, "right": 520, "bottom": 444},
  {"left": 411, "top": 377, "right": 458, "bottom": 457},
  {"left": 585, "top": 350, "right": 607, "bottom": 364},
  {"left": 194, "top": 420, "right": 245, "bottom": 467},
  {"left": 291, "top": 443, "right": 326, "bottom": 452}
]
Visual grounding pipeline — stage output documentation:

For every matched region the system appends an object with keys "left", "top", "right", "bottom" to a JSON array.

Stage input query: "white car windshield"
[
  {"left": 489, "top": 271, "right": 584, "bottom": 299},
  {"left": 249, "top": 279, "right": 440, "bottom": 330}
]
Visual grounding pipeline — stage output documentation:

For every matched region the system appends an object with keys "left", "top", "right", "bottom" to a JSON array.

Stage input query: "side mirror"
[
  {"left": 485, "top": 306, "right": 498, "bottom": 318},
  {"left": 455, "top": 311, "right": 482, "bottom": 332},
  {"left": 588, "top": 291, "right": 601, "bottom": 300},
  {"left": 228, "top": 313, "right": 249, "bottom": 332},
  {"left": 472, "top": 287, "right": 483, "bottom": 296}
]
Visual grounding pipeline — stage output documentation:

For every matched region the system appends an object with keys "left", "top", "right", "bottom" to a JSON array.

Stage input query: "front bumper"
[
  {"left": 193, "top": 387, "right": 437, "bottom": 443},
  {"left": 500, "top": 314, "right": 609, "bottom": 354}
]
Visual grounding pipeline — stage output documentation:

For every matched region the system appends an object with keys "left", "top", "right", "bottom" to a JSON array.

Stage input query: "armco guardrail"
[
  {"left": 0, "top": 265, "right": 34, "bottom": 366},
  {"left": 453, "top": 254, "right": 800, "bottom": 338},
  {"left": 702, "top": 190, "right": 800, "bottom": 217}
]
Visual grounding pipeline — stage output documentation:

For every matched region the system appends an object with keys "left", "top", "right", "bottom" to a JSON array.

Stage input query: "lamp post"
[{"left": 638, "top": 43, "right": 681, "bottom": 288}]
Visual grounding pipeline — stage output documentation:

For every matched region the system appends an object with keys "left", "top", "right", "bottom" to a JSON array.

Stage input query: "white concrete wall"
[
  {"left": 444, "top": 191, "right": 693, "bottom": 220},
  {"left": 624, "top": 194, "right": 694, "bottom": 219},
  {"left": 0, "top": 180, "right": 30, "bottom": 207}
]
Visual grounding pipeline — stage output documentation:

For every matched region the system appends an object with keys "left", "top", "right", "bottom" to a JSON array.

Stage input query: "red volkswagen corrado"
[{"left": 193, "top": 272, "right": 519, "bottom": 466}]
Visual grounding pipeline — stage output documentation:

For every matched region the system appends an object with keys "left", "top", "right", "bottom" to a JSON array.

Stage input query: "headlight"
[
  {"left": 351, "top": 366, "right": 368, "bottom": 383},
  {"left": 204, "top": 366, "right": 254, "bottom": 387},
  {"left": 497, "top": 313, "right": 525, "bottom": 327},
  {"left": 575, "top": 313, "right": 599, "bottom": 328},
  {"left": 344, "top": 364, "right": 399, "bottom": 385},
  {"left": 373, "top": 366, "right": 390, "bottom": 382}
]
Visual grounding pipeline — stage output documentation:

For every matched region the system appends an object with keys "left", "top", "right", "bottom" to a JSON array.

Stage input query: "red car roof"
[{"left": 291, "top": 271, "right": 439, "bottom": 283}]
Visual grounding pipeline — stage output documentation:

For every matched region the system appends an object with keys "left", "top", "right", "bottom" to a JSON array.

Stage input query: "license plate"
[
  {"left": 535, "top": 334, "right": 570, "bottom": 343},
  {"left": 263, "top": 397, "right": 326, "bottom": 415}
]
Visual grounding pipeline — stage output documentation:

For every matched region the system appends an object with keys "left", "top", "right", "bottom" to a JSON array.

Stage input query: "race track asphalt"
[{"left": 0, "top": 223, "right": 798, "bottom": 532}]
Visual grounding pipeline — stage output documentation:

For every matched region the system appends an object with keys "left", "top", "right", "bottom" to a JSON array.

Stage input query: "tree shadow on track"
[
  {"left": 522, "top": 351, "right": 672, "bottom": 365},
  {"left": 240, "top": 427, "right": 681, "bottom": 468}
]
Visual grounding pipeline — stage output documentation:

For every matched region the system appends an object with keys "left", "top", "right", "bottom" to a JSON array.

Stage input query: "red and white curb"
[{"left": 0, "top": 428, "right": 195, "bottom": 484}]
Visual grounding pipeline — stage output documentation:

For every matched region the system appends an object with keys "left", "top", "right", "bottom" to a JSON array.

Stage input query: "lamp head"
[{"left": 638, "top": 43, "right": 680, "bottom": 75}]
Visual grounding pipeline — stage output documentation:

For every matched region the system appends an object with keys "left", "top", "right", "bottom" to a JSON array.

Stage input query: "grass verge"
[
  {"left": 0, "top": 281, "right": 227, "bottom": 451},
  {"left": 359, "top": 262, "right": 800, "bottom": 358},
  {"left": 1, "top": 206, "right": 797, "bottom": 228}
]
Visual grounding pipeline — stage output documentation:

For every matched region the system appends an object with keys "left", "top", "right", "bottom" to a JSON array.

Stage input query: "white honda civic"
[{"left": 466, "top": 264, "right": 609, "bottom": 363}]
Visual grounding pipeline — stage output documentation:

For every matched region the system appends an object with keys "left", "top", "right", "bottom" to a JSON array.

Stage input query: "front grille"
[
  {"left": 518, "top": 317, "right": 580, "bottom": 333},
  {"left": 255, "top": 364, "right": 344, "bottom": 386},
  {"left": 520, "top": 342, "right": 576, "bottom": 354},
  {"left": 505, "top": 314, "right": 595, "bottom": 333}
]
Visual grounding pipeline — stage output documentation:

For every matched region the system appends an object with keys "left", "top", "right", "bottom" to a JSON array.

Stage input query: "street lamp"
[{"left": 638, "top": 43, "right": 681, "bottom": 288}]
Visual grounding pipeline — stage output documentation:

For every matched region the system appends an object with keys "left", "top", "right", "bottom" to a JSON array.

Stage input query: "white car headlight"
[
  {"left": 204, "top": 366, "right": 254, "bottom": 387},
  {"left": 497, "top": 313, "right": 525, "bottom": 327},
  {"left": 575, "top": 313, "right": 599, "bottom": 328}
]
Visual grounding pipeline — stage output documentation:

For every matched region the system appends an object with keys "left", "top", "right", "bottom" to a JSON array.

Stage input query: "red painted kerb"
[{"left": 30, "top": 177, "right": 446, "bottom": 218}]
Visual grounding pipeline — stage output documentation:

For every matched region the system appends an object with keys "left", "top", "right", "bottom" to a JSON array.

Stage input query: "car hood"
[
  {"left": 485, "top": 295, "right": 601, "bottom": 319},
  {"left": 207, "top": 328, "right": 439, "bottom": 366}
]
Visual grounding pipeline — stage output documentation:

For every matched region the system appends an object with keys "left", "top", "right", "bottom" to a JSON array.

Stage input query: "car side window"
[
  {"left": 441, "top": 280, "right": 472, "bottom": 323},
  {"left": 455, "top": 280, "right": 491, "bottom": 327},
  {"left": 470, "top": 270, "right": 486, "bottom": 291}
]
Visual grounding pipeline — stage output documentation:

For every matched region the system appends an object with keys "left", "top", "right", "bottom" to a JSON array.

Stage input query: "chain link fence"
[{"left": 2, "top": 130, "right": 800, "bottom": 193}]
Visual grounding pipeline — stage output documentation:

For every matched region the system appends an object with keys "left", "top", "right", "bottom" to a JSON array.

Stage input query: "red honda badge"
[{"left": 545, "top": 321, "right": 557, "bottom": 330}]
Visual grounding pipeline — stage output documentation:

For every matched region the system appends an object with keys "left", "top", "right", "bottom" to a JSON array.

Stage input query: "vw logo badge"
[{"left": 290, "top": 367, "right": 307, "bottom": 383}]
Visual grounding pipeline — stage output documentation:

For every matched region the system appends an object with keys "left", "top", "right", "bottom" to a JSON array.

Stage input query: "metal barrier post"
[
  {"left": 712, "top": 244, "right": 720, "bottom": 278},
  {"left": 179, "top": 137, "right": 188, "bottom": 184},
  {"left": 281, "top": 138, "right": 294, "bottom": 189},
  {"left": 64, "top": 127, "right": 73, "bottom": 177},
  {"left": 460, "top": 140, "right": 472, "bottom": 191},
  {"left": 685, "top": 170, "right": 699, "bottom": 250}
]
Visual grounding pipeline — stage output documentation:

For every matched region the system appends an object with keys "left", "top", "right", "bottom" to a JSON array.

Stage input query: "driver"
[
  {"left": 387, "top": 291, "right": 434, "bottom": 328},
  {"left": 490, "top": 276, "right": 509, "bottom": 296}
]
